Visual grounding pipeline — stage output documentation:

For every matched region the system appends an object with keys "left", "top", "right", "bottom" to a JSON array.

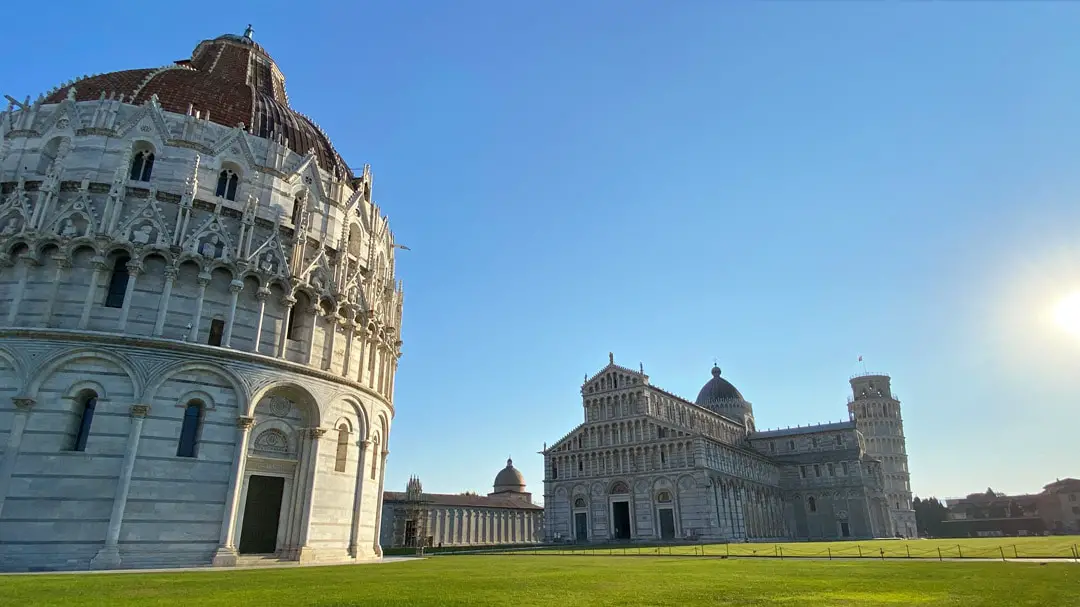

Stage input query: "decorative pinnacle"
[{"left": 243, "top": 24, "right": 254, "bottom": 40}]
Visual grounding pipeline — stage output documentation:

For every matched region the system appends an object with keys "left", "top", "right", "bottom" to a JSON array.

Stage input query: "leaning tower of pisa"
[
  {"left": 0, "top": 28, "right": 403, "bottom": 571},
  {"left": 848, "top": 373, "right": 917, "bottom": 538}
]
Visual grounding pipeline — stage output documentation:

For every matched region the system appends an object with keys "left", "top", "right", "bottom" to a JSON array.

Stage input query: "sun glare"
[{"left": 1053, "top": 291, "right": 1080, "bottom": 337}]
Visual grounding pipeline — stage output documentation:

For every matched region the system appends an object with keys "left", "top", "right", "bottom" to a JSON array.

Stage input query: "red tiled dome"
[{"left": 44, "top": 32, "right": 353, "bottom": 181}]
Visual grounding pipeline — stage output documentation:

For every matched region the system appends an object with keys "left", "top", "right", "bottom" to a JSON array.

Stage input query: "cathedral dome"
[
  {"left": 695, "top": 365, "right": 744, "bottom": 404},
  {"left": 493, "top": 458, "right": 526, "bottom": 493},
  {"left": 42, "top": 28, "right": 353, "bottom": 180}
]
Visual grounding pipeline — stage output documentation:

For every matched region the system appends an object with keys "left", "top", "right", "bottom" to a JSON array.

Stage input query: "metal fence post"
[
  {"left": 999, "top": 546, "right": 1006, "bottom": 562},
  {"left": 937, "top": 547, "right": 942, "bottom": 562},
  {"left": 779, "top": 546, "right": 784, "bottom": 560},
  {"left": 1013, "top": 545, "right": 1018, "bottom": 559},
  {"left": 906, "top": 545, "right": 910, "bottom": 559},
  {"left": 957, "top": 544, "right": 963, "bottom": 559},
  {"left": 828, "top": 547, "right": 832, "bottom": 560},
  {"left": 857, "top": 545, "right": 862, "bottom": 558}
]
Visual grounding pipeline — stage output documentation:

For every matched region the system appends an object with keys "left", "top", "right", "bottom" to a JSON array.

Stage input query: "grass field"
[
  {"left": 495, "top": 535, "right": 1080, "bottom": 560},
  {"left": 1, "top": 555, "right": 1077, "bottom": 606}
]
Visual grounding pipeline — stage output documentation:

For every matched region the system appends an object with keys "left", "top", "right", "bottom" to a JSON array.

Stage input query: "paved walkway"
[{"left": 0, "top": 556, "right": 424, "bottom": 576}]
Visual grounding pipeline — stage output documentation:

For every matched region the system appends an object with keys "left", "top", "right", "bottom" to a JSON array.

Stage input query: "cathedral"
[
  {"left": 0, "top": 29, "right": 402, "bottom": 571},
  {"left": 543, "top": 355, "right": 916, "bottom": 543}
]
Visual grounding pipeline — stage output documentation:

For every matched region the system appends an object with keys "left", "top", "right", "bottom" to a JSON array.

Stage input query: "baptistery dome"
[
  {"left": 493, "top": 458, "right": 527, "bottom": 494},
  {"left": 0, "top": 29, "right": 403, "bottom": 572}
]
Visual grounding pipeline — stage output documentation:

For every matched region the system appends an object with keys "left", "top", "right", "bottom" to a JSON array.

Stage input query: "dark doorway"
[
  {"left": 612, "top": 501, "right": 631, "bottom": 540},
  {"left": 238, "top": 475, "right": 285, "bottom": 554},
  {"left": 659, "top": 508, "right": 676, "bottom": 539},
  {"left": 575, "top": 512, "right": 588, "bottom": 541},
  {"left": 840, "top": 521, "right": 851, "bottom": 538}
]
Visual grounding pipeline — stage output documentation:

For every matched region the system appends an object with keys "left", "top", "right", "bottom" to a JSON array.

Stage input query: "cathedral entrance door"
[
  {"left": 840, "top": 521, "right": 850, "bottom": 538},
  {"left": 611, "top": 501, "right": 631, "bottom": 540},
  {"left": 238, "top": 475, "right": 286, "bottom": 554},
  {"left": 574, "top": 512, "right": 588, "bottom": 541},
  {"left": 658, "top": 508, "right": 676, "bottom": 539}
]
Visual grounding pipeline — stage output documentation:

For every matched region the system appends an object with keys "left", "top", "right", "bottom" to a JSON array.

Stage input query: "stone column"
[
  {"left": 296, "top": 427, "right": 326, "bottom": 563},
  {"left": 152, "top": 266, "right": 176, "bottom": 336},
  {"left": 371, "top": 449, "right": 389, "bottom": 556},
  {"left": 0, "top": 397, "right": 35, "bottom": 519},
  {"left": 276, "top": 295, "right": 296, "bottom": 358},
  {"left": 355, "top": 332, "right": 368, "bottom": 384},
  {"left": 6, "top": 254, "right": 37, "bottom": 325},
  {"left": 251, "top": 287, "right": 270, "bottom": 353},
  {"left": 211, "top": 415, "right": 256, "bottom": 566},
  {"left": 187, "top": 272, "right": 210, "bottom": 342},
  {"left": 222, "top": 279, "right": 244, "bottom": 347},
  {"left": 347, "top": 439, "right": 369, "bottom": 558},
  {"left": 91, "top": 404, "right": 149, "bottom": 569},
  {"left": 323, "top": 314, "right": 338, "bottom": 371},
  {"left": 115, "top": 260, "right": 143, "bottom": 331},
  {"left": 42, "top": 255, "right": 70, "bottom": 327},
  {"left": 77, "top": 256, "right": 107, "bottom": 329},
  {"left": 341, "top": 319, "right": 356, "bottom": 379},
  {"left": 305, "top": 304, "right": 321, "bottom": 365}
]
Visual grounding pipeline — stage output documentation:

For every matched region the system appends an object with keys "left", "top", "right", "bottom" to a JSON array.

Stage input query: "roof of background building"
[
  {"left": 750, "top": 420, "right": 856, "bottom": 439},
  {"left": 694, "top": 365, "right": 744, "bottom": 404},
  {"left": 383, "top": 491, "right": 542, "bottom": 511}
]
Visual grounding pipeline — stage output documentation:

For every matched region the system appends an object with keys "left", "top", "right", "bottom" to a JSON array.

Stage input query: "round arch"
[
  {"left": 0, "top": 347, "right": 27, "bottom": 390},
  {"left": 142, "top": 361, "right": 247, "bottom": 413},
  {"left": 247, "top": 380, "right": 322, "bottom": 427},
  {"left": 27, "top": 348, "right": 141, "bottom": 400},
  {"left": 329, "top": 394, "right": 370, "bottom": 440}
]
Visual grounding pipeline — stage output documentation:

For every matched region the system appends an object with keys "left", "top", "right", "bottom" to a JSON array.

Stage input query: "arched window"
[
  {"left": 208, "top": 318, "right": 225, "bottom": 346},
  {"left": 216, "top": 169, "right": 239, "bottom": 201},
  {"left": 574, "top": 498, "right": 587, "bottom": 508},
  {"left": 808, "top": 496, "right": 817, "bottom": 513},
  {"left": 335, "top": 424, "right": 350, "bottom": 472},
  {"left": 610, "top": 481, "right": 629, "bottom": 494},
  {"left": 129, "top": 150, "right": 154, "bottom": 182},
  {"left": 176, "top": 401, "right": 203, "bottom": 458},
  {"left": 657, "top": 491, "right": 672, "bottom": 503},
  {"left": 104, "top": 255, "right": 131, "bottom": 308},
  {"left": 72, "top": 391, "right": 98, "bottom": 452}
]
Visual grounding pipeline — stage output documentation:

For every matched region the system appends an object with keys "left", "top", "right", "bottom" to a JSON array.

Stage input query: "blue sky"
[{"left": 7, "top": 2, "right": 1080, "bottom": 500}]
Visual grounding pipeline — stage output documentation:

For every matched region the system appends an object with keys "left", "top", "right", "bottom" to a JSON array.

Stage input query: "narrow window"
[
  {"left": 104, "top": 255, "right": 131, "bottom": 308},
  {"left": 578, "top": 459, "right": 583, "bottom": 472},
  {"left": 808, "top": 497, "right": 817, "bottom": 513},
  {"left": 370, "top": 440, "right": 379, "bottom": 480},
  {"left": 208, "top": 319, "right": 225, "bottom": 346},
  {"left": 335, "top": 424, "right": 349, "bottom": 472},
  {"left": 842, "top": 461, "right": 849, "bottom": 476},
  {"left": 811, "top": 437, "right": 818, "bottom": 448},
  {"left": 800, "top": 465, "right": 807, "bottom": 479},
  {"left": 787, "top": 440, "right": 795, "bottom": 451},
  {"left": 552, "top": 461, "right": 558, "bottom": 480},
  {"left": 291, "top": 196, "right": 303, "bottom": 225},
  {"left": 827, "top": 463, "right": 834, "bottom": 477},
  {"left": 72, "top": 392, "right": 97, "bottom": 452},
  {"left": 814, "top": 464, "right": 821, "bottom": 477},
  {"left": 770, "top": 441, "right": 776, "bottom": 453},
  {"left": 129, "top": 150, "right": 154, "bottom": 182},
  {"left": 176, "top": 402, "right": 203, "bottom": 458},
  {"left": 216, "top": 169, "right": 239, "bottom": 201}
]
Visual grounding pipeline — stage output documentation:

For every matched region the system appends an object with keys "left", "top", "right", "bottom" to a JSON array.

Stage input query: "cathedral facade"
[
  {"left": 543, "top": 356, "right": 915, "bottom": 543},
  {"left": 0, "top": 29, "right": 403, "bottom": 571},
  {"left": 380, "top": 459, "right": 543, "bottom": 549}
]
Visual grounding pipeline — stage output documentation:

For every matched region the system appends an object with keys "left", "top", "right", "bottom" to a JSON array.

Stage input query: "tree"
[{"left": 913, "top": 495, "right": 949, "bottom": 538}]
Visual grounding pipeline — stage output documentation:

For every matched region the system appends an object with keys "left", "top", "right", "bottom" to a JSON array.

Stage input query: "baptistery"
[{"left": 0, "top": 28, "right": 403, "bottom": 571}]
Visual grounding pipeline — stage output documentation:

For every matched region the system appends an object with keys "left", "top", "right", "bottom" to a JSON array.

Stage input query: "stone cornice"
[{"left": 0, "top": 327, "right": 395, "bottom": 416}]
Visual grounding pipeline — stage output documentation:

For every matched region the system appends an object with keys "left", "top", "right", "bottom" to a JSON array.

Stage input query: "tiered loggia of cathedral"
[{"left": 0, "top": 29, "right": 403, "bottom": 571}]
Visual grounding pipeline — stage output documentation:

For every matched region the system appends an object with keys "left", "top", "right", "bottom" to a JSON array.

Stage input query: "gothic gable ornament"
[
  {"left": 248, "top": 231, "right": 291, "bottom": 279},
  {"left": 116, "top": 94, "right": 173, "bottom": 142},
  {"left": 0, "top": 178, "right": 34, "bottom": 238},
  {"left": 210, "top": 127, "right": 260, "bottom": 169},
  {"left": 284, "top": 151, "right": 328, "bottom": 201},
  {"left": 182, "top": 208, "right": 237, "bottom": 262},
  {"left": 114, "top": 190, "right": 172, "bottom": 247},
  {"left": 44, "top": 174, "right": 100, "bottom": 239},
  {"left": 37, "top": 93, "right": 84, "bottom": 136}
]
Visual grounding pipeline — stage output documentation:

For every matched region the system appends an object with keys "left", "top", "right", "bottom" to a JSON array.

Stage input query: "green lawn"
[
  {"left": 1, "top": 555, "right": 1077, "bottom": 606},
  {"left": 501, "top": 535, "right": 1080, "bottom": 560}
]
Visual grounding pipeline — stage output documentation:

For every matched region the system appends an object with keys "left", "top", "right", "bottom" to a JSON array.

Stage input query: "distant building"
[
  {"left": 542, "top": 355, "right": 916, "bottom": 544},
  {"left": 380, "top": 459, "right": 543, "bottom": 548},
  {"left": 942, "top": 478, "right": 1080, "bottom": 537}
]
